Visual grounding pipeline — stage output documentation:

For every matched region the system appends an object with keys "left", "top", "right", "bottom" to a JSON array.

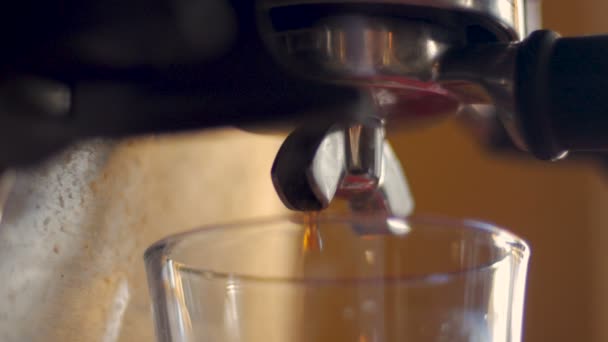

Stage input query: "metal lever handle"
[{"left": 516, "top": 30, "right": 608, "bottom": 160}]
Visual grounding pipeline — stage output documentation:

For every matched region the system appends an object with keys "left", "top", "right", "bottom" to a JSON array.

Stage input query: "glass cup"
[{"left": 145, "top": 214, "right": 529, "bottom": 342}]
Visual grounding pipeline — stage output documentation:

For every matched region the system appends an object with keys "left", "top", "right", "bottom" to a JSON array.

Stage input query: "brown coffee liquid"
[{"left": 302, "top": 211, "right": 322, "bottom": 253}]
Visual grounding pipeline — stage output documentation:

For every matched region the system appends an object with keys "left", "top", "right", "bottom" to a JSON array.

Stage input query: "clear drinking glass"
[{"left": 145, "top": 214, "right": 529, "bottom": 342}]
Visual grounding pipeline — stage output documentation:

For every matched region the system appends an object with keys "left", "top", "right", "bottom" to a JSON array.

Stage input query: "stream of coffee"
[{"left": 302, "top": 211, "right": 322, "bottom": 253}]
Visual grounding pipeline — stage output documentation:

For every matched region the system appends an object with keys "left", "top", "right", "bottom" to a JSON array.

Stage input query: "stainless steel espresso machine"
[{"left": 0, "top": 0, "right": 607, "bottom": 341}]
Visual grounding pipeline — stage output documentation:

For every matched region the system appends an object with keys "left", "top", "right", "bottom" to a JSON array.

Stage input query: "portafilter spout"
[{"left": 271, "top": 114, "right": 414, "bottom": 218}]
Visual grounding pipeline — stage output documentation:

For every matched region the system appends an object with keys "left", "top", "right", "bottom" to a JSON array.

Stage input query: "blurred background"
[{"left": 392, "top": 1, "right": 608, "bottom": 340}]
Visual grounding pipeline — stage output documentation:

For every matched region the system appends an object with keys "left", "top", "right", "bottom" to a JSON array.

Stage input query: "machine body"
[{"left": 1, "top": 0, "right": 606, "bottom": 168}]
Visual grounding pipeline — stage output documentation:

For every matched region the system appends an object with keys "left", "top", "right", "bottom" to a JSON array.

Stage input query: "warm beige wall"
[
  {"left": 544, "top": 1, "right": 608, "bottom": 341},
  {"left": 392, "top": 123, "right": 601, "bottom": 342},
  {"left": 391, "top": 2, "right": 608, "bottom": 340},
  {"left": 544, "top": 0, "right": 608, "bottom": 36}
]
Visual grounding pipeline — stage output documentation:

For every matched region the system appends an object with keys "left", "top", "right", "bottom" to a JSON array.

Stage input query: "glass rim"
[{"left": 144, "top": 213, "right": 530, "bottom": 286}]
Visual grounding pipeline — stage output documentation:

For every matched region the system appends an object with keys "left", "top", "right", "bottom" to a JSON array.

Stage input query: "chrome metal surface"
[
  {"left": 338, "top": 120, "right": 413, "bottom": 218},
  {"left": 273, "top": 17, "right": 456, "bottom": 83},
  {"left": 309, "top": 129, "right": 345, "bottom": 206},
  {"left": 341, "top": 118, "right": 384, "bottom": 192},
  {"left": 269, "top": 15, "right": 465, "bottom": 122},
  {"left": 378, "top": 141, "right": 413, "bottom": 217},
  {"left": 347, "top": 141, "right": 413, "bottom": 218},
  {"left": 263, "top": 0, "right": 534, "bottom": 128},
  {"left": 263, "top": 0, "right": 528, "bottom": 39},
  {"left": 437, "top": 43, "right": 529, "bottom": 151}
]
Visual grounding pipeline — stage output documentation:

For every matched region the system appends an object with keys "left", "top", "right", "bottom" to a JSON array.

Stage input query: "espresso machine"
[{"left": 0, "top": 0, "right": 607, "bottom": 341}]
